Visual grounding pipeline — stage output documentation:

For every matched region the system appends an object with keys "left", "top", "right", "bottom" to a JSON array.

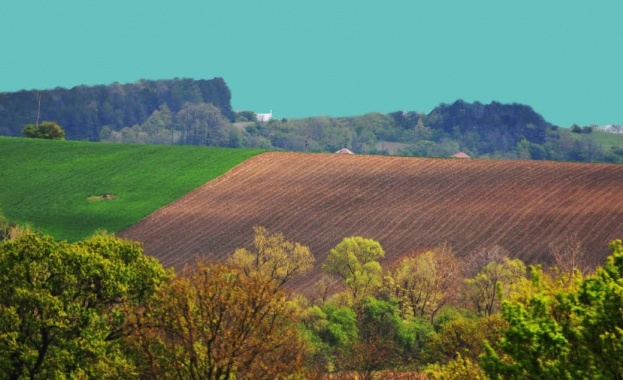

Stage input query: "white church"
[{"left": 256, "top": 110, "right": 273, "bottom": 122}]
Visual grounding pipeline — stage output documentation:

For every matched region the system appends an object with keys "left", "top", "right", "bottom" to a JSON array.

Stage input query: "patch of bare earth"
[{"left": 120, "top": 152, "right": 623, "bottom": 292}]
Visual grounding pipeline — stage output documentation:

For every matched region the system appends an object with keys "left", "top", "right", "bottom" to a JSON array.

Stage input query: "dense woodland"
[
  {"left": 0, "top": 78, "right": 234, "bottom": 141},
  {"left": 1, "top": 217, "right": 622, "bottom": 379},
  {"left": 2, "top": 78, "right": 622, "bottom": 162}
]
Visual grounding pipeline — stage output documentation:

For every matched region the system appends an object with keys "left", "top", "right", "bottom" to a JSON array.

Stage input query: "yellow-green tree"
[
  {"left": 0, "top": 232, "right": 168, "bottom": 379},
  {"left": 462, "top": 256, "right": 526, "bottom": 316},
  {"left": 323, "top": 237, "right": 385, "bottom": 302},
  {"left": 480, "top": 239, "right": 623, "bottom": 379},
  {"left": 228, "top": 226, "right": 314, "bottom": 289},
  {"left": 385, "top": 243, "right": 462, "bottom": 321}
]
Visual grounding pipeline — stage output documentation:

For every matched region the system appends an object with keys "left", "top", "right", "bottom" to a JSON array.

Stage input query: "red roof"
[
  {"left": 335, "top": 148, "right": 354, "bottom": 154},
  {"left": 452, "top": 152, "right": 471, "bottom": 158}
]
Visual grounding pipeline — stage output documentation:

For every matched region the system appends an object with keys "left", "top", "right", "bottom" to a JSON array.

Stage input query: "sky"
[{"left": 1, "top": 1, "right": 622, "bottom": 127}]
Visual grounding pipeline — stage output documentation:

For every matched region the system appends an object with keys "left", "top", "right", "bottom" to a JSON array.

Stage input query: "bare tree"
[{"left": 549, "top": 234, "right": 592, "bottom": 275}]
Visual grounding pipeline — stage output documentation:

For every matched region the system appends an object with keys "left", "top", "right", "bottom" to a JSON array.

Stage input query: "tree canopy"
[
  {"left": 22, "top": 121, "right": 65, "bottom": 140},
  {"left": 0, "top": 232, "right": 169, "bottom": 379}
]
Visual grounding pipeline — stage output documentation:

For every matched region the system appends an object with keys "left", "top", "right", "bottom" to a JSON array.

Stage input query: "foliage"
[
  {"left": 0, "top": 137, "right": 263, "bottom": 241},
  {"left": 300, "top": 302, "right": 359, "bottom": 374},
  {"left": 228, "top": 225, "right": 315, "bottom": 288},
  {"left": 323, "top": 237, "right": 385, "bottom": 302},
  {"left": 425, "top": 353, "right": 487, "bottom": 380},
  {"left": 0, "top": 231, "right": 169, "bottom": 379},
  {"left": 301, "top": 296, "right": 432, "bottom": 378},
  {"left": 462, "top": 255, "right": 526, "bottom": 317},
  {"left": 423, "top": 314, "right": 508, "bottom": 364},
  {"left": 22, "top": 121, "right": 65, "bottom": 140},
  {"left": 346, "top": 297, "right": 432, "bottom": 377},
  {"left": 480, "top": 240, "right": 623, "bottom": 379},
  {"left": 127, "top": 261, "right": 308, "bottom": 379},
  {"left": 0, "top": 78, "right": 234, "bottom": 140},
  {"left": 100, "top": 102, "right": 243, "bottom": 147},
  {"left": 384, "top": 243, "right": 462, "bottom": 322}
]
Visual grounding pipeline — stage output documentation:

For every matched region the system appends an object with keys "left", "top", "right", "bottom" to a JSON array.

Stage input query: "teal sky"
[{"left": 1, "top": 1, "right": 621, "bottom": 126}]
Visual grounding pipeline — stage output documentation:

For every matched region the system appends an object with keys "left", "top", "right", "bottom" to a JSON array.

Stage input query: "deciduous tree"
[
  {"left": 385, "top": 243, "right": 462, "bottom": 322},
  {"left": 228, "top": 226, "right": 314, "bottom": 289},
  {"left": 323, "top": 237, "right": 385, "bottom": 302},
  {"left": 22, "top": 121, "right": 65, "bottom": 140},
  {"left": 462, "top": 251, "right": 526, "bottom": 317},
  {"left": 127, "top": 262, "right": 308, "bottom": 380},
  {"left": 481, "top": 239, "right": 623, "bottom": 379},
  {"left": 0, "top": 232, "right": 168, "bottom": 379}
]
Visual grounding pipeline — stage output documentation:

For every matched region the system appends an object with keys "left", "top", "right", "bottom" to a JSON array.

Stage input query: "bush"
[{"left": 22, "top": 121, "right": 65, "bottom": 140}]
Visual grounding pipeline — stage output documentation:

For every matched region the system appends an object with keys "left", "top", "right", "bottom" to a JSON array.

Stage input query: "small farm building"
[
  {"left": 452, "top": 152, "right": 471, "bottom": 159},
  {"left": 335, "top": 148, "right": 354, "bottom": 154}
]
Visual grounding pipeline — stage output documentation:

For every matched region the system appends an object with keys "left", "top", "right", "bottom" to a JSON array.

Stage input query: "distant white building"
[
  {"left": 596, "top": 124, "right": 623, "bottom": 134},
  {"left": 256, "top": 110, "right": 273, "bottom": 122}
]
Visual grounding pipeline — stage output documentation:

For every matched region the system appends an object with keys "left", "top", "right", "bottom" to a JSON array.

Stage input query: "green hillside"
[{"left": 0, "top": 137, "right": 263, "bottom": 241}]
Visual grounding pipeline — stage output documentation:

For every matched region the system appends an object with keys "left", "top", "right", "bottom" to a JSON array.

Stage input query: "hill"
[
  {"left": 0, "top": 137, "right": 263, "bottom": 241},
  {"left": 0, "top": 77, "right": 233, "bottom": 140},
  {"left": 241, "top": 101, "right": 623, "bottom": 163},
  {"left": 119, "top": 152, "right": 623, "bottom": 290}
]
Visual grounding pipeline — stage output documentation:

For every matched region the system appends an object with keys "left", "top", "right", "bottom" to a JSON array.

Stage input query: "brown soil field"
[{"left": 120, "top": 152, "right": 623, "bottom": 290}]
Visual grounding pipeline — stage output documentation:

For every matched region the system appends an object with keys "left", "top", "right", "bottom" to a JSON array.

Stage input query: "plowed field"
[{"left": 120, "top": 152, "right": 623, "bottom": 290}]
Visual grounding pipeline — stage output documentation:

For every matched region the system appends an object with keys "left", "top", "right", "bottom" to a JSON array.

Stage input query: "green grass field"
[
  {"left": 0, "top": 137, "right": 263, "bottom": 241},
  {"left": 559, "top": 128, "right": 623, "bottom": 151}
]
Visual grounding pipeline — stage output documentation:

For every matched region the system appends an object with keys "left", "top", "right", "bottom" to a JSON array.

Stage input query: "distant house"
[
  {"left": 256, "top": 110, "right": 273, "bottom": 122},
  {"left": 335, "top": 148, "right": 354, "bottom": 154},
  {"left": 452, "top": 152, "right": 471, "bottom": 159}
]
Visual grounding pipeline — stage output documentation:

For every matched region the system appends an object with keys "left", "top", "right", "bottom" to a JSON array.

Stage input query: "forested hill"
[
  {"left": 0, "top": 77, "right": 233, "bottom": 140},
  {"left": 427, "top": 100, "right": 552, "bottom": 147}
]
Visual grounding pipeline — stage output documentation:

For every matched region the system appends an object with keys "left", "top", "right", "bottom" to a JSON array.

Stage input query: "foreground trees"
[
  {"left": 481, "top": 239, "right": 623, "bottom": 379},
  {"left": 0, "top": 232, "right": 168, "bottom": 379},
  {"left": 127, "top": 262, "right": 308, "bottom": 379},
  {"left": 2, "top": 225, "right": 621, "bottom": 379}
]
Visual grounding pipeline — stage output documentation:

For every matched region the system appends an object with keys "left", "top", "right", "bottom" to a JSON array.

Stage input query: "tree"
[
  {"left": 549, "top": 234, "right": 592, "bottom": 275},
  {"left": 323, "top": 237, "right": 385, "bottom": 302},
  {"left": 176, "top": 102, "right": 230, "bottom": 146},
  {"left": 384, "top": 243, "right": 462, "bottom": 322},
  {"left": 462, "top": 250, "right": 526, "bottom": 316},
  {"left": 228, "top": 226, "right": 314, "bottom": 289},
  {"left": 481, "top": 239, "right": 623, "bottom": 379},
  {"left": 0, "top": 232, "right": 169, "bottom": 379},
  {"left": 22, "top": 121, "right": 65, "bottom": 140},
  {"left": 424, "top": 314, "right": 508, "bottom": 365},
  {"left": 127, "top": 262, "right": 308, "bottom": 379}
]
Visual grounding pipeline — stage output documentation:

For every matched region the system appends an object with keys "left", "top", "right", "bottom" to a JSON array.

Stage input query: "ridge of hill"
[
  {"left": 119, "top": 152, "right": 623, "bottom": 291},
  {"left": 2, "top": 77, "right": 622, "bottom": 162},
  {"left": 0, "top": 137, "right": 263, "bottom": 241},
  {"left": 0, "top": 77, "right": 233, "bottom": 140}
]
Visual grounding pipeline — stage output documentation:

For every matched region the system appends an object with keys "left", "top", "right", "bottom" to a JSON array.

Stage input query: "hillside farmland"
[{"left": 120, "top": 152, "right": 623, "bottom": 290}]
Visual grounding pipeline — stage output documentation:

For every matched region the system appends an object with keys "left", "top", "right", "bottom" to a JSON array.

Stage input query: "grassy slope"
[
  {"left": 559, "top": 128, "right": 623, "bottom": 151},
  {"left": 0, "top": 137, "right": 263, "bottom": 241}
]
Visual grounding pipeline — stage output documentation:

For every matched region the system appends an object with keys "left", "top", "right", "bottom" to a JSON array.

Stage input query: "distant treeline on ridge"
[
  {"left": 1, "top": 78, "right": 622, "bottom": 162},
  {"left": 0, "top": 77, "right": 234, "bottom": 141}
]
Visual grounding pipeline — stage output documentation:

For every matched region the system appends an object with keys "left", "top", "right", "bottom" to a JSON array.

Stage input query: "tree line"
[
  {"left": 0, "top": 78, "right": 234, "bottom": 141},
  {"left": 3, "top": 78, "right": 621, "bottom": 162},
  {"left": 1, "top": 217, "right": 622, "bottom": 379},
  {"left": 239, "top": 101, "right": 622, "bottom": 163}
]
